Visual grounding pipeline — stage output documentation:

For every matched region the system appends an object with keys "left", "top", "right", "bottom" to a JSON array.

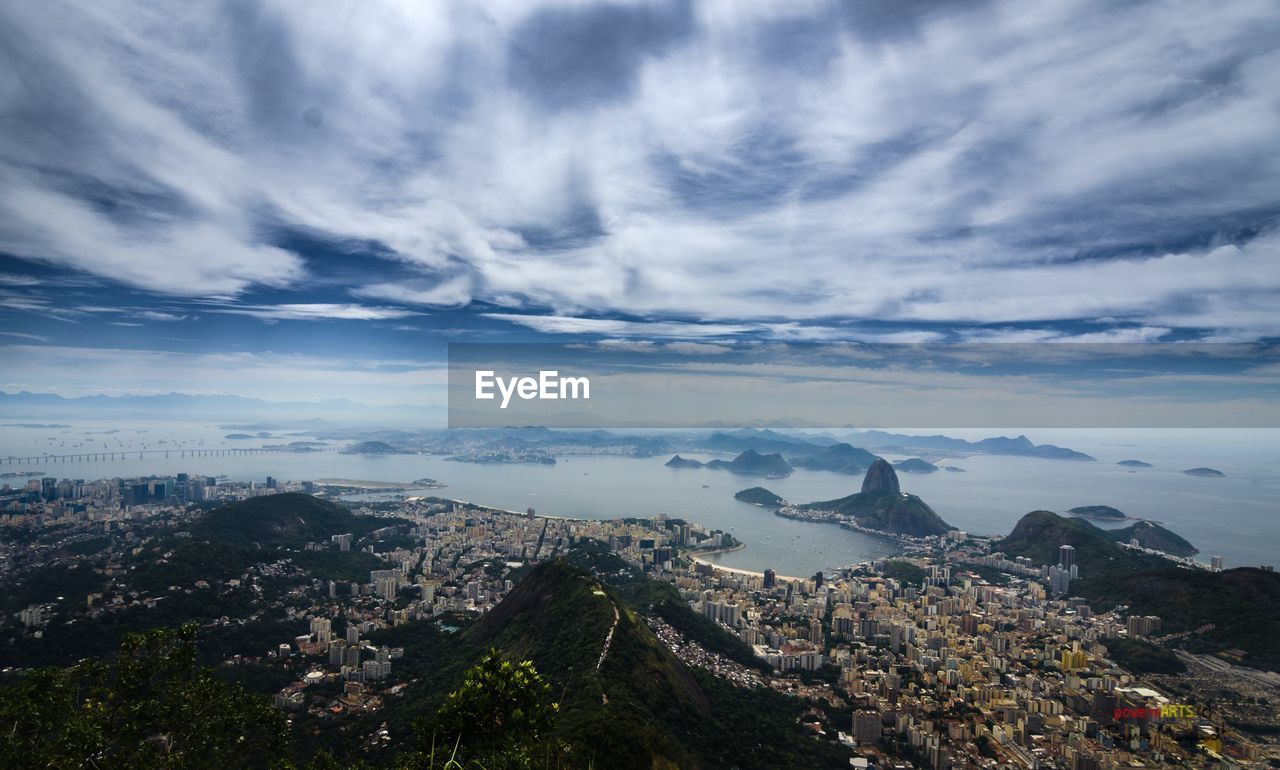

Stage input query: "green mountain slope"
[
  {"left": 799, "top": 460, "right": 951, "bottom": 536},
  {"left": 1105, "top": 520, "right": 1198, "bottom": 557},
  {"left": 734, "top": 486, "right": 786, "bottom": 507},
  {"left": 802, "top": 492, "right": 951, "bottom": 537},
  {"left": 996, "top": 510, "right": 1169, "bottom": 578},
  {"left": 996, "top": 511, "right": 1280, "bottom": 670},
  {"left": 190, "top": 492, "right": 370, "bottom": 547},
  {"left": 375, "top": 559, "right": 852, "bottom": 769}
]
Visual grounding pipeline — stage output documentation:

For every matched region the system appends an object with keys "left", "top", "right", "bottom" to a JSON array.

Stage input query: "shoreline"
[{"left": 690, "top": 545, "right": 807, "bottom": 583}]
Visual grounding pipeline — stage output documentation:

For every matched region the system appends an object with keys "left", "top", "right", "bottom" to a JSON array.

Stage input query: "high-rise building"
[
  {"left": 852, "top": 711, "right": 881, "bottom": 744},
  {"left": 1211, "top": 555, "right": 1224, "bottom": 571},
  {"left": 310, "top": 617, "right": 332, "bottom": 645},
  {"left": 1058, "top": 545, "right": 1076, "bottom": 571},
  {"left": 1127, "top": 615, "right": 1161, "bottom": 638},
  {"left": 763, "top": 569, "right": 777, "bottom": 589},
  {"left": 328, "top": 639, "right": 347, "bottom": 666}
]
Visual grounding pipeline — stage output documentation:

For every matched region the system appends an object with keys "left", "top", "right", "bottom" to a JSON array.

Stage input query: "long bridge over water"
[{"left": 2, "top": 447, "right": 339, "bottom": 465}]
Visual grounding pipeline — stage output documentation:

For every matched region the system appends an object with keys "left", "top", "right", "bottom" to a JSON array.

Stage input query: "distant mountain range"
[
  {"left": 664, "top": 449, "right": 792, "bottom": 477},
  {"left": 697, "top": 428, "right": 1093, "bottom": 462},
  {"left": 788, "top": 443, "right": 882, "bottom": 474},
  {"left": 0, "top": 398, "right": 1098, "bottom": 465}
]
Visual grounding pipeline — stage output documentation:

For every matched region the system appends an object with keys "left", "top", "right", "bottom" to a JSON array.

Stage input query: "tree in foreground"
[
  {"left": 0, "top": 623, "right": 288, "bottom": 768},
  {"left": 413, "top": 648, "right": 562, "bottom": 769}
]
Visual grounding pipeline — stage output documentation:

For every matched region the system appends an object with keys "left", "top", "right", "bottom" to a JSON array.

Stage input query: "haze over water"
[{"left": 3, "top": 422, "right": 1277, "bottom": 576}]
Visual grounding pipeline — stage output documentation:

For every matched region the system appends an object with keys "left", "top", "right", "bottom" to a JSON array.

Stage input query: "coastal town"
[{"left": 2, "top": 467, "right": 1278, "bottom": 769}]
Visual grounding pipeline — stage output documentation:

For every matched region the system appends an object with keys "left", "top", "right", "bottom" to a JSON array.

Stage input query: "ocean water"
[{"left": 2, "top": 422, "right": 1277, "bottom": 575}]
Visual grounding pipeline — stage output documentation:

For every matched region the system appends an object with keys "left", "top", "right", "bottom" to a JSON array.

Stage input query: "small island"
[
  {"left": 1068, "top": 505, "right": 1128, "bottom": 520},
  {"left": 1118, "top": 459, "right": 1152, "bottom": 468},
  {"left": 893, "top": 458, "right": 938, "bottom": 474},
  {"left": 664, "top": 454, "right": 705, "bottom": 468},
  {"left": 342, "top": 440, "right": 406, "bottom": 455},
  {"left": 943, "top": 466, "right": 966, "bottom": 473},
  {"left": 734, "top": 487, "right": 786, "bottom": 508},
  {"left": 1183, "top": 467, "right": 1225, "bottom": 478}
]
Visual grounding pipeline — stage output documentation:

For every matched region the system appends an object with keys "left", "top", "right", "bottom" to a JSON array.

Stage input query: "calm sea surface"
[{"left": 2, "top": 423, "right": 1277, "bottom": 576}]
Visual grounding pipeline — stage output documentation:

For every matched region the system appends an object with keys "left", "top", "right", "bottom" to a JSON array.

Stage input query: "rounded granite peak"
[{"left": 861, "top": 458, "right": 901, "bottom": 495}]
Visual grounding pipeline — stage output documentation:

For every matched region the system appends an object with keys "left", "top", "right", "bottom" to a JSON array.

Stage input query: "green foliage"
[
  {"left": 189, "top": 493, "right": 354, "bottom": 547},
  {"left": 189, "top": 493, "right": 409, "bottom": 548},
  {"left": 1103, "top": 637, "right": 1187, "bottom": 675},
  {"left": 1082, "top": 567, "right": 1280, "bottom": 670},
  {"left": 618, "top": 579, "right": 769, "bottom": 673},
  {"left": 1002, "top": 512, "right": 1280, "bottom": 670},
  {"left": 881, "top": 560, "right": 926, "bottom": 585},
  {"left": 1103, "top": 520, "right": 1198, "bottom": 557},
  {"left": 0, "top": 561, "right": 108, "bottom": 614},
  {"left": 0, "top": 623, "right": 288, "bottom": 769},
  {"left": 419, "top": 648, "right": 561, "bottom": 769},
  {"left": 801, "top": 491, "right": 951, "bottom": 536},
  {"left": 291, "top": 549, "right": 391, "bottom": 582},
  {"left": 998, "top": 510, "right": 1169, "bottom": 580},
  {"left": 734, "top": 487, "right": 785, "bottom": 507},
  {"left": 130, "top": 540, "right": 260, "bottom": 592},
  {"left": 959, "top": 564, "right": 1011, "bottom": 586}
]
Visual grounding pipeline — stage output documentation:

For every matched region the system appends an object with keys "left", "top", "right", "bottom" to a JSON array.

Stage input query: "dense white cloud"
[{"left": 0, "top": 0, "right": 1277, "bottom": 337}]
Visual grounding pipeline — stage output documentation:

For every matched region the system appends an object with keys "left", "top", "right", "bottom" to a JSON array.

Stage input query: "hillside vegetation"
[{"left": 997, "top": 511, "right": 1280, "bottom": 670}]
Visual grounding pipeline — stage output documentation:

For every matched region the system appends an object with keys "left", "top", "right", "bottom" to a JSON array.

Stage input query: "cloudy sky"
[{"left": 1, "top": 0, "right": 1279, "bottom": 404}]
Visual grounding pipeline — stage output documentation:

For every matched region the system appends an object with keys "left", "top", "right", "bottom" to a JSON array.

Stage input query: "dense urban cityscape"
[{"left": 3, "top": 463, "right": 1277, "bottom": 768}]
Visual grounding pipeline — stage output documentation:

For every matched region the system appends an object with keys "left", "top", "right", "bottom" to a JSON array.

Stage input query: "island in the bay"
[
  {"left": 893, "top": 457, "right": 938, "bottom": 474},
  {"left": 341, "top": 440, "right": 408, "bottom": 455},
  {"left": 664, "top": 449, "right": 792, "bottom": 478},
  {"left": 1183, "top": 467, "right": 1226, "bottom": 477},
  {"left": 1068, "top": 504, "right": 1129, "bottom": 520},
  {"left": 741, "top": 459, "right": 953, "bottom": 538},
  {"left": 733, "top": 486, "right": 787, "bottom": 508}
]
